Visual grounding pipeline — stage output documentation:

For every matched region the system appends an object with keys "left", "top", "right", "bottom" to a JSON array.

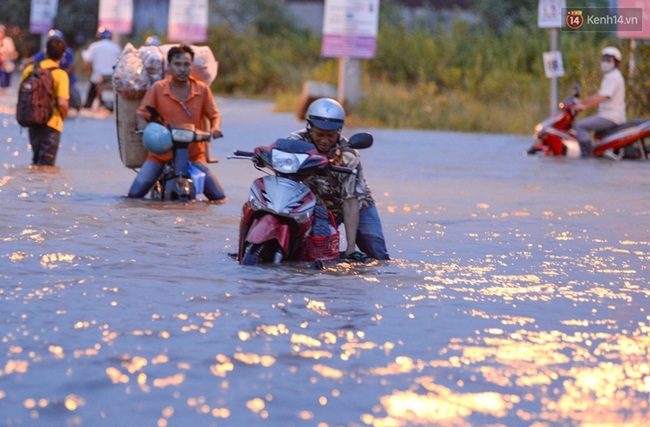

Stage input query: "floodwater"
[{"left": 1, "top": 89, "right": 649, "bottom": 427}]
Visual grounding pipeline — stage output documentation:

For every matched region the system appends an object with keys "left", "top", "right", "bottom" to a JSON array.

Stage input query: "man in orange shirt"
[{"left": 127, "top": 44, "right": 225, "bottom": 200}]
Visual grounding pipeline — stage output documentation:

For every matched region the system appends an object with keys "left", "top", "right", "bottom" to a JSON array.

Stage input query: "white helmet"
[
  {"left": 306, "top": 98, "right": 345, "bottom": 131},
  {"left": 601, "top": 46, "right": 622, "bottom": 61}
]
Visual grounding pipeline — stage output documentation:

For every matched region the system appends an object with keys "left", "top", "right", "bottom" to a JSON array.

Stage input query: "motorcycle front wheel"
[
  {"left": 150, "top": 181, "right": 164, "bottom": 201},
  {"left": 241, "top": 241, "right": 284, "bottom": 265}
]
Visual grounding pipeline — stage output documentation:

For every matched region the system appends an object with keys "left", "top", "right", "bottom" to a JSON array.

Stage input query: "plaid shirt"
[{"left": 287, "top": 129, "right": 375, "bottom": 223}]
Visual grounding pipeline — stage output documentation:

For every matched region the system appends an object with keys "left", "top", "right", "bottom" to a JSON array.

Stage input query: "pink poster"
[
  {"left": 321, "top": 0, "right": 380, "bottom": 59},
  {"left": 617, "top": 0, "right": 650, "bottom": 39},
  {"left": 98, "top": 0, "right": 133, "bottom": 35},
  {"left": 168, "top": 0, "right": 208, "bottom": 43}
]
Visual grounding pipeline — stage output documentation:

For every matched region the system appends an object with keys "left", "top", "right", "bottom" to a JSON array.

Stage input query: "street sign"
[
  {"left": 168, "top": 0, "right": 208, "bottom": 43},
  {"left": 30, "top": 0, "right": 58, "bottom": 33},
  {"left": 618, "top": 0, "right": 650, "bottom": 39},
  {"left": 543, "top": 51, "right": 564, "bottom": 78},
  {"left": 321, "top": 0, "right": 380, "bottom": 59},
  {"left": 538, "top": 0, "right": 566, "bottom": 28},
  {"left": 99, "top": 0, "right": 133, "bottom": 35}
]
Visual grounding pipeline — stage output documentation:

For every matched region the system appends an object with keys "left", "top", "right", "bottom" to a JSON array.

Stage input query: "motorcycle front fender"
[
  {"left": 157, "top": 176, "right": 195, "bottom": 201},
  {"left": 245, "top": 215, "right": 292, "bottom": 254}
]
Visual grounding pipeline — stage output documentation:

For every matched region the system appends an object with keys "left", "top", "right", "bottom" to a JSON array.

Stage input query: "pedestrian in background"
[
  {"left": 20, "top": 37, "right": 70, "bottom": 166},
  {"left": 81, "top": 27, "right": 120, "bottom": 109},
  {"left": 28, "top": 29, "right": 81, "bottom": 112},
  {"left": 0, "top": 24, "right": 18, "bottom": 91}
]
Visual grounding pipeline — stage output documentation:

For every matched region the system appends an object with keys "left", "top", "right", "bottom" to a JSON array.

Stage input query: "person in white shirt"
[
  {"left": 575, "top": 46, "right": 626, "bottom": 157},
  {"left": 81, "top": 27, "right": 121, "bottom": 109}
]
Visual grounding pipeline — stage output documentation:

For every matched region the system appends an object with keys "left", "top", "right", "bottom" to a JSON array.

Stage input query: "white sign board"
[
  {"left": 30, "top": 0, "right": 58, "bottom": 33},
  {"left": 321, "top": 0, "right": 380, "bottom": 59},
  {"left": 99, "top": 0, "right": 133, "bottom": 35},
  {"left": 168, "top": 0, "right": 208, "bottom": 43},
  {"left": 543, "top": 51, "right": 564, "bottom": 78},
  {"left": 538, "top": 0, "right": 566, "bottom": 28}
]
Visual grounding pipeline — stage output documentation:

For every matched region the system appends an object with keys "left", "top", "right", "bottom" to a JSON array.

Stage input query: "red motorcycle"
[
  {"left": 229, "top": 133, "right": 373, "bottom": 267},
  {"left": 528, "top": 84, "right": 650, "bottom": 160}
]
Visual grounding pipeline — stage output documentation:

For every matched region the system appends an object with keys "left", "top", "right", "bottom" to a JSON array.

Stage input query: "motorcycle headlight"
[
  {"left": 171, "top": 129, "right": 194, "bottom": 143},
  {"left": 292, "top": 209, "right": 312, "bottom": 225},
  {"left": 271, "top": 150, "right": 309, "bottom": 174}
]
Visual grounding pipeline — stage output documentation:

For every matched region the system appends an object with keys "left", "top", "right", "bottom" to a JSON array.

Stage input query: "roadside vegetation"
[
  {"left": 201, "top": 0, "right": 650, "bottom": 134},
  {"left": 2, "top": 0, "right": 648, "bottom": 134},
  {"left": 206, "top": 0, "right": 650, "bottom": 135}
]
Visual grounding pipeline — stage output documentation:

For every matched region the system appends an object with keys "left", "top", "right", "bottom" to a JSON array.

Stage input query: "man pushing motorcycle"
[
  {"left": 574, "top": 46, "right": 626, "bottom": 157},
  {"left": 128, "top": 44, "right": 226, "bottom": 201},
  {"left": 288, "top": 98, "right": 389, "bottom": 261}
]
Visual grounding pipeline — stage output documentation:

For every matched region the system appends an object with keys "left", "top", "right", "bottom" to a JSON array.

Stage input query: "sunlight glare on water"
[{"left": 1, "top": 97, "right": 650, "bottom": 426}]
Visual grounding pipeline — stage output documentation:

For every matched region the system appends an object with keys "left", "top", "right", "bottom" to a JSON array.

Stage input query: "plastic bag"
[
  {"left": 112, "top": 43, "right": 149, "bottom": 99},
  {"left": 112, "top": 43, "right": 218, "bottom": 100},
  {"left": 138, "top": 46, "right": 165, "bottom": 84}
]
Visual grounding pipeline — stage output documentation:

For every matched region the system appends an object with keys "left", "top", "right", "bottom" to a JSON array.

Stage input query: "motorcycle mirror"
[
  {"left": 572, "top": 82, "right": 581, "bottom": 98},
  {"left": 347, "top": 132, "right": 373, "bottom": 150},
  {"left": 145, "top": 106, "right": 165, "bottom": 125}
]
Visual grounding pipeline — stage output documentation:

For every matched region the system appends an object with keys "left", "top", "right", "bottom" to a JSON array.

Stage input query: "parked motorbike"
[
  {"left": 141, "top": 107, "right": 215, "bottom": 202},
  {"left": 527, "top": 83, "right": 650, "bottom": 160},
  {"left": 229, "top": 133, "right": 373, "bottom": 266}
]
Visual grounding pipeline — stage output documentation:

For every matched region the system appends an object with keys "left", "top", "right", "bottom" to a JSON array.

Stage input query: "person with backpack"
[
  {"left": 18, "top": 36, "right": 69, "bottom": 166},
  {"left": 26, "top": 30, "right": 81, "bottom": 113}
]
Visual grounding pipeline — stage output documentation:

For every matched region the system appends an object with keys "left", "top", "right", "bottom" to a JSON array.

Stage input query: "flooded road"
[{"left": 1, "top": 89, "right": 649, "bottom": 426}]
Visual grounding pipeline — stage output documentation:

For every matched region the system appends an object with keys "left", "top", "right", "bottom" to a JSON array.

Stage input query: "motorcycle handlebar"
[
  {"left": 233, "top": 150, "right": 255, "bottom": 158},
  {"left": 194, "top": 130, "right": 212, "bottom": 142},
  {"left": 133, "top": 128, "right": 214, "bottom": 141}
]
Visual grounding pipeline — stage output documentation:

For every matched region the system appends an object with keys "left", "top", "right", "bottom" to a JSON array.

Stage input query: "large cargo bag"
[{"left": 115, "top": 94, "right": 147, "bottom": 168}]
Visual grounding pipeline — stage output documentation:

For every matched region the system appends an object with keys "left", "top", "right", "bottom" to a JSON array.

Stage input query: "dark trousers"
[
  {"left": 84, "top": 82, "right": 98, "bottom": 108},
  {"left": 29, "top": 125, "right": 61, "bottom": 166},
  {"left": 69, "top": 84, "right": 82, "bottom": 110},
  {"left": 0, "top": 70, "right": 11, "bottom": 88}
]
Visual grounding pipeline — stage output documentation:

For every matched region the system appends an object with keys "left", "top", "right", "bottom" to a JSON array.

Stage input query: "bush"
[
  {"left": 203, "top": 4, "right": 648, "bottom": 134},
  {"left": 208, "top": 22, "right": 323, "bottom": 96}
]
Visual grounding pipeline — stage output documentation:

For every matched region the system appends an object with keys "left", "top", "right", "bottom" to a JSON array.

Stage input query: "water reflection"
[{"left": 2, "top": 102, "right": 650, "bottom": 426}]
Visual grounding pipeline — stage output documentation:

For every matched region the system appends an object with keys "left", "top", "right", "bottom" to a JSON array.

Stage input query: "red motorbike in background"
[
  {"left": 527, "top": 84, "right": 650, "bottom": 160},
  {"left": 98, "top": 74, "right": 115, "bottom": 112},
  {"left": 229, "top": 133, "right": 373, "bottom": 268}
]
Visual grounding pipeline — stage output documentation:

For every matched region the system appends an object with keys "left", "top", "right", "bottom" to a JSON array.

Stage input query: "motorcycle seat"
[{"left": 595, "top": 119, "right": 649, "bottom": 139}]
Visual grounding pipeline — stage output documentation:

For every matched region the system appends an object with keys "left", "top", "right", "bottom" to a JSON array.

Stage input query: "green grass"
[
  {"left": 275, "top": 79, "right": 548, "bottom": 135},
  {"left": 208, "top": 19, "right": 650, "bottom": 135}
]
